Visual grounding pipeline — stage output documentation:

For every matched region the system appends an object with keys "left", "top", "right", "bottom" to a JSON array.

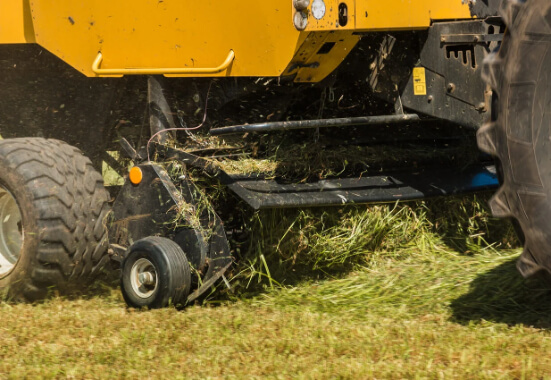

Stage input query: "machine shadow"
[
  {"left": 450, "top": 258, "right": 551, "bottom": 328},
  {"left": 61, "top": 265, "right": 122, "bottom": 301}
]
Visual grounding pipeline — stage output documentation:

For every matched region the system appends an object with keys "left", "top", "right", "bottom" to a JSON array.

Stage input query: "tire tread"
[{"left": 0, "top": 138, "right": 110, "bottom": 301}]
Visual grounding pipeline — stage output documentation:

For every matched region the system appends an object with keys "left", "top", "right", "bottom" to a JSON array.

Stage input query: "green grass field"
[{"left": 2, "top": 195, "right": 551, "bottom": 379}]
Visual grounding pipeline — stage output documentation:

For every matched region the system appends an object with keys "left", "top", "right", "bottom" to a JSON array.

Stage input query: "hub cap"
[
  {"left": 0, "top": 187, "right": 22, "bottom": 276},
  {"left": 130, "top": 258, "right": 158, "bottom": 298}
]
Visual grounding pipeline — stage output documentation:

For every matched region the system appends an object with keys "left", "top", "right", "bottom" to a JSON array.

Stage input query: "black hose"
[{"left": 209, "top": 114, "right": 421, "bottom": 136}]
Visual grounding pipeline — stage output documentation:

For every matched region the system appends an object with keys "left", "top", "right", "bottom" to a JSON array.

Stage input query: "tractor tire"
[
  {"left": 0, "top": 138, "right": 111, "bottom": 301},
  {"left": 477, "top": 0, "right": 551, "bottom": 277}
]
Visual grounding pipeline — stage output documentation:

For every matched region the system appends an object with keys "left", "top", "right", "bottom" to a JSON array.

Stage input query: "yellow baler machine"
[
  {"left": 0, "top": 0, "right": 503, "bottom": 308},
  {"left": 2, "top": 0, "right": 471, "bottom": 82}
]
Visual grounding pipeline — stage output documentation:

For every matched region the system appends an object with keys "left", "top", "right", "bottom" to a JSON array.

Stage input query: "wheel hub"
[
  {"left": 130, "top": 258, "right": 158, "bottom": 298},
  {"left": 0, "top": 187, "right": 22, "bottom": 276}
]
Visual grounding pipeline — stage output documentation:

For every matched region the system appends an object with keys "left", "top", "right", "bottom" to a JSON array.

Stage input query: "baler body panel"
[{"left": 1, "top": 0, "right": 471, "bottom": 80}]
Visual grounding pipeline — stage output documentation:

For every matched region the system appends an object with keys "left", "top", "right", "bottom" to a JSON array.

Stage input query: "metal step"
[
  {"left": 227, "top": 163, "right": 498, "bottom": 209},
  {"left": 156, "top": 145, "right": 498, "bottom": 210}
]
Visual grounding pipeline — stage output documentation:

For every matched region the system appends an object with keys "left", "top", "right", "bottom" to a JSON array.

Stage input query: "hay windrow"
[{"left": 223, "top": 195, "right": 520, "bottom": 296}]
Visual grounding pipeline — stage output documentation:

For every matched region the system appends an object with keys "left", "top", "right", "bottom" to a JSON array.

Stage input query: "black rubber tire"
[
  {"left": 0, "top": 138, "right": 111, "bottom": 301},
  {"left": 121, "top": 237, "right": 192, "bottom": 309},
  {"left": 477, "top": 0, "right": 551, "bottom": 277}
]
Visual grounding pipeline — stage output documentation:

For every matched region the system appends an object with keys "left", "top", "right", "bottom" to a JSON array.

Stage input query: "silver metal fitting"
[
  {"left": 294, "top": 11, "right": 308, "bottom": 31},
  {"left": 294, "top": 0, "right": 311, "bottom": 11}
]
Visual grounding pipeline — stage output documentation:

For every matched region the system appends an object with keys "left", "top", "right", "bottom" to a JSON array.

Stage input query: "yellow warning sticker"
[{"left": 413, "top": 67, "right": 427, "bottom": 96}]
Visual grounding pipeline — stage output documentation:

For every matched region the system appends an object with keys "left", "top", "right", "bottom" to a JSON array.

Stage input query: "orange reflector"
[{"left": 129, "top": 167, "right": 143, "bottom": 185}]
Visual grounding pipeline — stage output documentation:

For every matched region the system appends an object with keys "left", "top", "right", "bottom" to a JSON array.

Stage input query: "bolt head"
[
  {"left": 294, "top": 0, "right": 311, "bottom": 11},
  {"left": 294, "top": 11, "right": 308, "bottom": 31}
]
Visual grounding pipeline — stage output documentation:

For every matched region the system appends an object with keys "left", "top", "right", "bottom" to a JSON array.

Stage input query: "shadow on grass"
[
  {"left": 60, "top": 264, "right": 121, "bottom": 301},
  {"left": 450, "top": 258, "right": 551, "bottom": 328},
  {"left": 424, "top": 193, "right": 520, "bottom": 256}
]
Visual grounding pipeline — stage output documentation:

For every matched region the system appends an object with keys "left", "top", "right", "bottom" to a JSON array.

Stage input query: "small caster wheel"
[{"left": 121, "top": 236, "right": 191, "bottom": 309}]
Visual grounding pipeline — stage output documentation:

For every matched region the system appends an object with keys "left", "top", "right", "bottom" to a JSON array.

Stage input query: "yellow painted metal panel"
[
  {"left": 356, "top": 0, "right": 472, "bottom": 31},
  {"left": 305, "top": 0, "right": 357, "bottom": 31},
  {"left": 0, "top": 1, "right": 35, "bottom": 43},
  {"left": 18, "top": 0, "right": 472, "bottom": 80},
  {"left": 284, "top": 31, "right": 361, "bottom": 83},
  {"left": 30, "top": 1, "right": 303, "bottom": 78}
]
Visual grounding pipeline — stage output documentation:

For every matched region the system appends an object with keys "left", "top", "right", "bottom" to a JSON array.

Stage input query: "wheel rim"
[
  {"left": 0, "top": 187, "right": 22, "bottom": 276},
  {"left": 130, "top": 257, "right": 158, "bottom": 298}
]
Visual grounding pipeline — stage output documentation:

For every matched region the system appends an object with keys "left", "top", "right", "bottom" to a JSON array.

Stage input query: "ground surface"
[{"left": 1, "top": 196, "right": 551, "bottom": 379}]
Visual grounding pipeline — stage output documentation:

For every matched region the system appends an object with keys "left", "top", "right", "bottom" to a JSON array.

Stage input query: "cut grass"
[
  {"left": 223, "top": 194, "right": 518, "bottom": 297},
  {"left": 259, "top": 251, "right": 551, "bottom": 325},
  {"left": 2, "top": 193, "right": 550, "bottom": 378},
  {"left": 2, "top": 243, "right": 551, "bottom": 378},
  {"left": 186, "top": 127, "right": 482, "bottom": 182}
]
